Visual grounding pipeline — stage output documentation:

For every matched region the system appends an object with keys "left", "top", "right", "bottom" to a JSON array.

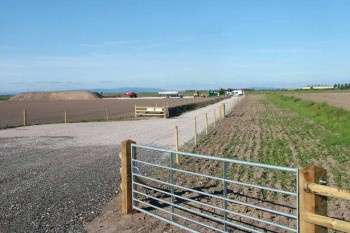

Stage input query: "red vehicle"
[{"left": 125, "top": 91, "right": 137, "bottom": 98}]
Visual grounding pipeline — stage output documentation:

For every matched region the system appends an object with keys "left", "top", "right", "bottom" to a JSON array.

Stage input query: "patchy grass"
[{"left": 267, "top": 94, "right": 350, "bottom": 147}]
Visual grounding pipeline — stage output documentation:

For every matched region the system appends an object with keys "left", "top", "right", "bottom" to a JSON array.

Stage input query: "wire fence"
[{"left": 0, "top": 97, "right": 222, "bottom": 128}]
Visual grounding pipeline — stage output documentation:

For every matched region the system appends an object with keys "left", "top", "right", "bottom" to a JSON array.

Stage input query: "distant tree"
[
  {"left": 340, "top": 84, "right": 344, "bottom": 90},
  {"left": 334, "top": 84, "right": 337, "bottom": 88}
]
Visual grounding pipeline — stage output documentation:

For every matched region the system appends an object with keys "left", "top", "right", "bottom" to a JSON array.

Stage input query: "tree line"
[{"left": 334, "top": 83, "right": 350, "bottom": 89}]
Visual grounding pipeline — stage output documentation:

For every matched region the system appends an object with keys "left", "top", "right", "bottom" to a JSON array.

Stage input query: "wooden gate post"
[
  {"left": 299, "top": 166, "right": 328, "bottom": 233},
  {"left": 120, "top": 139, "right": 136, "bottom": 215}
]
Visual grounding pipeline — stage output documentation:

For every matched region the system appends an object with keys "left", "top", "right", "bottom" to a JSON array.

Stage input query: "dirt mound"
[{"left": 10, "top": 91, "right": 102, "bottom": 101}]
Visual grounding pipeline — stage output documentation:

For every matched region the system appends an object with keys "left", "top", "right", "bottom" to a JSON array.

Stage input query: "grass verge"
[{"left": 267, "top": 94, "right": 350, "bottom": 147}]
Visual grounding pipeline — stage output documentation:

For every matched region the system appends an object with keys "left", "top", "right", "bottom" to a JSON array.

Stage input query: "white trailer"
[
  {"left": 158, "top": 91, "right": 183, "bottom": 98},
  {"left": 233, "top": 89, "right": 244, "bottom": 96}
]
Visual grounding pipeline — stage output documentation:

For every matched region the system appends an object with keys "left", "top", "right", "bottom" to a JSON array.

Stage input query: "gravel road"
[{"left": 0, "top": 97, "right": 243, "bottom": 232}]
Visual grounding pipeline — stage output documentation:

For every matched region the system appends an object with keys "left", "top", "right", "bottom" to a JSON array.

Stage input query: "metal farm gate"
[{"left": 130, "top": 144, "right": 299, "bottom": 233}]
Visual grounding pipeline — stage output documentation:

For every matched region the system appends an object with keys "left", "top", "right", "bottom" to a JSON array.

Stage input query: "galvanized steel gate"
[{"left": 131, "top": 144, "right": 299, "bottom": 232}]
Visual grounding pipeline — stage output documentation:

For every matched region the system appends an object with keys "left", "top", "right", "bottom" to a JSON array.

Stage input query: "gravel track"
[{"left": 0, "top": 97, "right": 243, "bottom": 232}]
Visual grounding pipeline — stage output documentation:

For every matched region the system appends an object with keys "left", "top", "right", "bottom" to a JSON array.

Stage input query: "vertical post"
[
  {"left": 120, "top": 139, "right": 136, "bottom": 215},
  {"left": 174, "top": 126, "right": 179, "bottom": 164},
  {"left": 170, "top": 153, "right": 175, "bottom": 221},
  {"left": 163, "top": 103, "right": 167, "bottom": 118},
  {"left": 106, "top": 106, "right": 109, "bottom": 121},
  {"left": 223, "top": 161, "right": 228, "bottom": 231},
  {"left": 64, "top": 110, "right": 67, "bottom": 124},
  {"left": 23, "top": 110, "right": 27, "bottom": 126},
  {"left": 299, "top": 166, "right": 327, "bottom": 233},
  {"left": 214, "top": 109, "right": 216, "bottom": 128},
  {"left": 156, "top": 102, "right": 158, "bottom": 107},
  {"left": 220, "top": 103, "right": 225, "bottom": 120},
  {"left": 134, "top": 105, "right": 137, "bottom": 118},
  {"left": 205, "top": 113, "right": 208, "bottom": 135},
  {"left": 194, "top": 117, "right": 197, "bottom": 146}
]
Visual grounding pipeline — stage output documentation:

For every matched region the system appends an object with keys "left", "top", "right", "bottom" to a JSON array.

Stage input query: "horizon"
[{"left": 1, "top": 1, "right": 350, "bottom": 93}]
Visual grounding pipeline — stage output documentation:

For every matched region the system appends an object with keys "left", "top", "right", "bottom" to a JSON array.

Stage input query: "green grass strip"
[{"left": 267, "top": 94, "right": 350, "bottom": 147}]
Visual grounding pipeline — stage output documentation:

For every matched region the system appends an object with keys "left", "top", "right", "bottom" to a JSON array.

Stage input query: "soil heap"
[{"left": 10, "top": 91, "right": 102, "bottom": 101}]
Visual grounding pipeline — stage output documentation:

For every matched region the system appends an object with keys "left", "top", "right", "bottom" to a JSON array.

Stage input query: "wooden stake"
[
  {"left": 106, "top": 106, "right": 109, "bottom": 121},
  {"left": 175, "top": 126, "right": 179, "bottom": 164},
  {"left": 220, "top": 103, "right": 225, "bottom": 120},
  {"left": 64, "top": 110, "right": 67, "bottom": 124},
  {"left": 23, "top": 110, "right": 27, "bottom": 126},
  {"left": 134, "top": 105, "right": 137, "bottom": 118},
  {"left": 194, "top": 117, "right": 197, "bottom": 146},
  {"left": 163, "top": 103, "right": 167, "bottom": 118},
  {"left": 299, "top": 166, "right": 328, "bottom": 233},
  {"left": 214, "top": 109, "right": 216, "bottom": 128},
  {"left": 205, "top": 113, "right": 208, "bottom": 135},
  {"left": 120, "top": 139, "right": 136, "bottom": 215}
]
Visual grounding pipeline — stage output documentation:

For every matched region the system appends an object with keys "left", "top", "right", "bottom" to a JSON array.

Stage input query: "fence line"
[{"left": 7, "top": 97, "right": 230, "bottom": 128}]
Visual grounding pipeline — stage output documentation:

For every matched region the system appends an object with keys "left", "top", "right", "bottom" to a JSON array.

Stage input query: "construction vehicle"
[{"left": 125, "top": 91, "right": 137, "bottom": 98}]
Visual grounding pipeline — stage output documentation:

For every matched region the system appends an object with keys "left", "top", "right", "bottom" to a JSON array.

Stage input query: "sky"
[{"left": 1, "top": 0, "right": 350, "bottom": 94}]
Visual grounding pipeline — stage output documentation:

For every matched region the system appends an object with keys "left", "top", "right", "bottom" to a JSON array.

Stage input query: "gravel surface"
[{"left": 0, "top": 97, "right": 243, "bottom": 232}]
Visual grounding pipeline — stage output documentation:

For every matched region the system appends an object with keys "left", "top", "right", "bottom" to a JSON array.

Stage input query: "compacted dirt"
[{"left": 0, "top": 97, "right": 242, "bottom": 233}]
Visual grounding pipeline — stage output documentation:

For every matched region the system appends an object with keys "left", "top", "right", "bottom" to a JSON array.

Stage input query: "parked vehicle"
[
  {"left": 125, "top": 91, "right": 137, "bottom": 98},
  {"left": 158, "top": 91, "right": 183, "bottom": 98}
]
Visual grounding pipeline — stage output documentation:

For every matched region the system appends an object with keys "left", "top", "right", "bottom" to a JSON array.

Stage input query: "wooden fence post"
[
  {"left": 174, "top": 126, "right": 180, "bottom": 164},
  {"left": 134, "top": 105, "right": 137, "bottom": 118},
  {"left": 106, "top": 107, "right": 109, "bottom": 121},
  {"left": 120, "top": 139, "right": 136, "bottom": 215},
  {"left": 194, "top": 117, "right": 197, "bottom": 146},
  {"left": 23, "top": 110, "right": 27, "bottom": 126},
  {"left": 205, "top": 113, "right": 208, "bottom": 135},
  {"left": 64, "top": 110, "right": 67, "bottom": 124},
  {"left": 220, "top": 103, "right": 225, "bottom": 120},
  {"left": 299, "top": 166, "right": 328, "bottom": 233},
  {"left": 163, "top": 103, "right": 167, "bottom": 118},
  {"left": 214, "top": 109, "right": 216, "bottom": 128}
]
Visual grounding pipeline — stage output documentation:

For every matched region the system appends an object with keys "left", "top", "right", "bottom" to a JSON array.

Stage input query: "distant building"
[{"left": 301, "top": 85, "right": 334, "bottom": 90}]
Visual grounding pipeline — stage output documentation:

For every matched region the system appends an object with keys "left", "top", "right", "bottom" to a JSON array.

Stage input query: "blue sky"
[{"left": 1, "top": 0, "right": 350, "bottom": 94}]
